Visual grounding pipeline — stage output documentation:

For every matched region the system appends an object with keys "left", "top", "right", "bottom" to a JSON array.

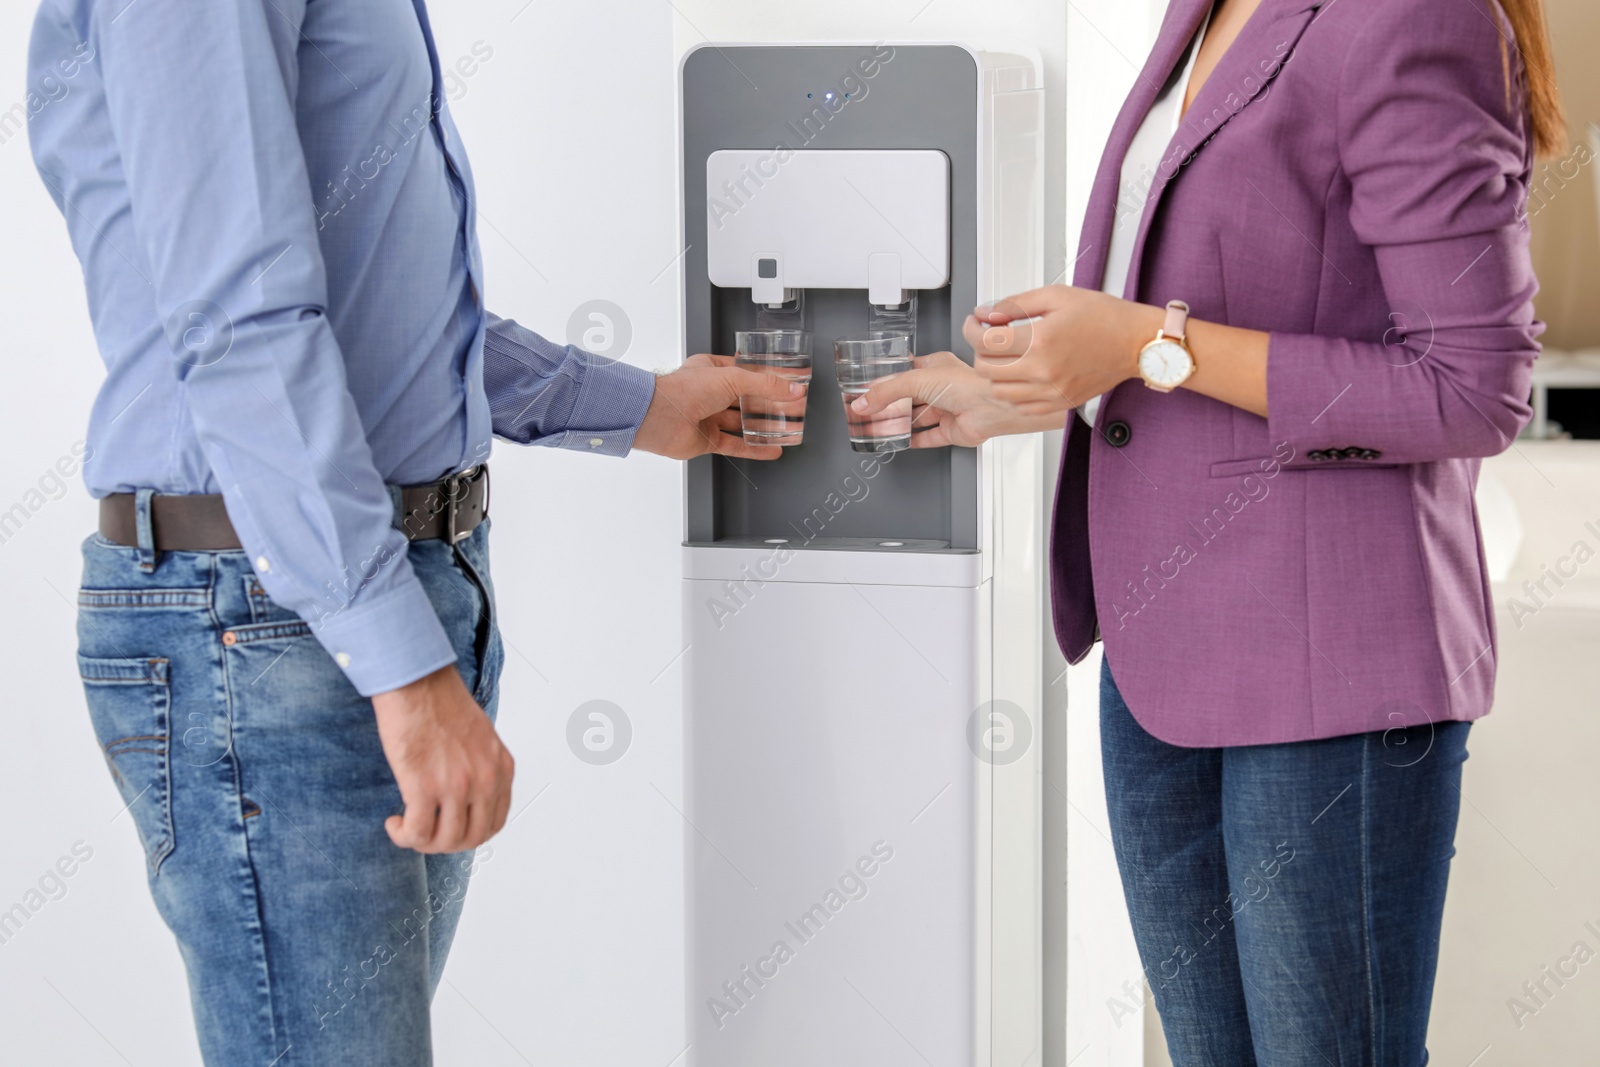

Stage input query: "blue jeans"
[
  {"left": 75, "top": 518, "right": 502, "bottom": 1067},
  {"left": 1100, "top": 657, "right": 1468, "bottom": 1067}
]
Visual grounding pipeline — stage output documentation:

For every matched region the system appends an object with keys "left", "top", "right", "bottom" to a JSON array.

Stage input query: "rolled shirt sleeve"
[
  {"left": 1265, "top": 0, "right": 1540, "bottom": 467},
  {"left": 92, "top": 0, "right": 455, "bottom": 696},
  {"left": 483, "top": 313, "right": 656, "bottom": 457}
]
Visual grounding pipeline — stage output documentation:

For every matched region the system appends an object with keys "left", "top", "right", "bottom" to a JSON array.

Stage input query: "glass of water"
[
  {"left": 835, "top": 332, "right": 913, "bottom": 453},
  {"left": 735, "top": 330, "right": 813, "bottom": 446}
]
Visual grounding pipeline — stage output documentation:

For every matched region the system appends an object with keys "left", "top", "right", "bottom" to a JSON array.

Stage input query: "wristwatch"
[{"left": 1137, "top": 300, "right": 1195, "bottom": 393}]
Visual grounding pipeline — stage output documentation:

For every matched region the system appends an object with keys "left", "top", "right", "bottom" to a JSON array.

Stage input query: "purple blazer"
[{"left": 1051, "top": 0, "right": 1541, "bottom": 746}]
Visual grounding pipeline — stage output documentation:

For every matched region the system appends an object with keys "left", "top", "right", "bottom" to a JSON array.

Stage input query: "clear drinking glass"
[
  {"left": 735, "top": 330, "right": 813, "bottom": 446},
  {"left": 835, "top": 331, "right": 914, "bottom": 453}
]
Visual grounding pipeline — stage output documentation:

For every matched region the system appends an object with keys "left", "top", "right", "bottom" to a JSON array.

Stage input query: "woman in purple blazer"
[{"left": 856, "top": 0, "right": 1562, "bottom": 1060}]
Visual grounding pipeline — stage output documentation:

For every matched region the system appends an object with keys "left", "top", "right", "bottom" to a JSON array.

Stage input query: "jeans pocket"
[{"left": 78, "top": 655, "right": 175, "bottom": 876}]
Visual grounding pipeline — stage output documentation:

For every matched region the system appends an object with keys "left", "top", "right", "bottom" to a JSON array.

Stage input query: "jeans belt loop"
[
  {"left": 133, "top": 487, "right": 159, "bottom": 573},
  {"left": 445, "top": 474, "right": 460, "bottom": 545}
]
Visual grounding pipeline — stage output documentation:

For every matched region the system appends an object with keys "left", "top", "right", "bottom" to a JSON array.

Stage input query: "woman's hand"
[
  {"left": 848, "top": 352, "right": 1067, "bottom": 448},
  {"left": 967, "top": 285, "right": 1162, "bottom": 416}
]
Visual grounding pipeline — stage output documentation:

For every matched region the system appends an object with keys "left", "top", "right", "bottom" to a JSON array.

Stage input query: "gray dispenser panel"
[{"left": 682, "top": 45, "right": 981, "bottom": 552}]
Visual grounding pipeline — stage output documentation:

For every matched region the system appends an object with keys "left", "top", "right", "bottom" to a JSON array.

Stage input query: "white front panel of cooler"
[
  {"left": 684, "top": 575, "right": 981, "bottom": 1066},
  {"left": 705, "top": 148, "right": 951, "bottom": 299}
]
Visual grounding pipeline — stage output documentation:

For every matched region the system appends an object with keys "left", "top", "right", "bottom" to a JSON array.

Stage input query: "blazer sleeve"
[{"left": 1264, "top": 0, "right": 1540, "bottom": 467}]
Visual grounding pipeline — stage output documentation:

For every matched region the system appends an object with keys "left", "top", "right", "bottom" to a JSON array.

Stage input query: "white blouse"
[{"left": 1080, "top": 5, "right": 1213, "bottom": 428}]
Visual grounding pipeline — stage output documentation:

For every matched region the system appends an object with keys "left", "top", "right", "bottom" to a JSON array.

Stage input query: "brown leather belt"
[{"left": 98, "top": 465, "right": 490, "bottom": 551}]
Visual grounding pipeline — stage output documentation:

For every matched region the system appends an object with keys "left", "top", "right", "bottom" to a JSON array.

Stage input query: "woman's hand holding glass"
[
  {"left": 848, "top": 285, "right": 1163, "bottom": 447},
  {"left": 846, "top": 351, "right": 1067, "bottom": 448},
  {"left": 965, "top": 285, "right": 1160, "bottom": 416}
]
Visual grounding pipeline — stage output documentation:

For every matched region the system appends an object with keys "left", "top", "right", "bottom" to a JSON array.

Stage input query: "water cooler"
[{"left": 680, "top": 43, "right": 1051, "bottom": 1066}]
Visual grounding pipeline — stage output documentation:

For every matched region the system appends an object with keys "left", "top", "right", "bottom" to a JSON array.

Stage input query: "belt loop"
[
  {"left": 444, "top": 472, "right": 463, "bottom": 545},
  {"left": 133, "top": 488, "right": 160, "bottom": 573},
  {"left": 387, "top": 483, "right": 406, "bottom": 537}
]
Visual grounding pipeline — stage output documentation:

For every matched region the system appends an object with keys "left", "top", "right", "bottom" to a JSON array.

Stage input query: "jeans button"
[{"left": 1105, "top": 420, "right": 1131, "bottom": 448}]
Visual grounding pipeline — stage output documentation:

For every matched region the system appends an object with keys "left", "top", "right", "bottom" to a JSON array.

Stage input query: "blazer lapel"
[
  {"left": 1121, "top": 0, "right": 1324, "bottom": 298},
  {"left": 1075, "top": 0, "right": 1209, "bottom": 287},
  {"left": 1072, "top": 0, "right": 1215, "bottom": 290}
]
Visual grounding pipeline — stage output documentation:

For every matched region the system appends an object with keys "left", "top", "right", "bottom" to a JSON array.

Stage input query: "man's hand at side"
[
  {"left": 632, "top": 354, "right": 802, "bottom": 460},
  {"left": 372, "top": 664, "right": 515, "bottom": 853}
]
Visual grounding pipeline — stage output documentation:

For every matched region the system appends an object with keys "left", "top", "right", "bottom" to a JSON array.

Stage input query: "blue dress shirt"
[{"left": 29, "top": 0, "right": 657, "bottom": 696}]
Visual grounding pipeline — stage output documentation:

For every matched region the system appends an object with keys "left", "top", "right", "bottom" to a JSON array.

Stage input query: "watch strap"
[{"left": 1162, "top": 300, "right": 1190, "bottom": 342}]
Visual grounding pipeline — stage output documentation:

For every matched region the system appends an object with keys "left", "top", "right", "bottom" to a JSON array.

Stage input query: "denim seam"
[
  {"left": 226, "top": 621, "right": 315, "bottom": 645},
  {"left": 230, "top": 785, "right": 282, "bottom": 1060},
  {"left": 207, "top": 555, "right": 236, "bottom": 770},
  {"left": 80, "top": 657, "right": 170, "bottom": 684},
  {"left": 452, "top": 541, "right": 494, "bottom": 706},
  {"left": 79, "top": 589, "right": 211, "bottom": 609},
  {"left": 1360, "top": 741, "right": 1377, "bottom": 1065},
  {"left": 209, "top": 557, "right": 287, "bottom": 1059}
]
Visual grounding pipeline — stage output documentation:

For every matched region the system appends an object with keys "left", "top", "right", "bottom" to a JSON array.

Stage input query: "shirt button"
[
  {"left": 1104, "top": 421, "right": 1131, "bottom": 448},
  {"left": 588, "top": 437, "right": 605, "bottom": 448},
  {"left": 334, "top": 652, "right": 351, "bottom": 669},
  {"left": 255, "top": 556, "right": 271, "bottom": 573}
]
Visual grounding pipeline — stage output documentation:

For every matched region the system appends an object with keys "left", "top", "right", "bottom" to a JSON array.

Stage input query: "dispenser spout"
[
  {"left": 868, "top": 290, "right": 918, "bottom": 354},
  {"left": 868, "top": 253, "right": 908, "bottom": 308}
]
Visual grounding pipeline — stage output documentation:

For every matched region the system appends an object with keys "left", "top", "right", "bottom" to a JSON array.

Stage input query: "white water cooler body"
[{"left": 680, "top": 43, "right": 1049, "bottom": 1066}]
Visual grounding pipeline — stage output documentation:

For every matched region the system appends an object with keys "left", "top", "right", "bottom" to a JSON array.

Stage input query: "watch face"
[{"left": 1139, "top": 339, "right": 1192, "bottom": 388}]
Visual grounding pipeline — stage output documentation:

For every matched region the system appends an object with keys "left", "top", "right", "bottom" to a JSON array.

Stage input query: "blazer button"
[
  {"left": 1104, "top": 420, "right": 1131, "bottom": 448},
  {"left": 1309, "top": 450, "right": 1328, "bottom": 461},
  {"left": 1361, "top": 449, "right": 1382, "bottom": 460},
  {"left": 1340, "top": 446, "right": 1365, "bottom": 460}
]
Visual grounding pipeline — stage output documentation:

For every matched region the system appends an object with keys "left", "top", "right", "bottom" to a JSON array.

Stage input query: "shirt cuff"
[
  {"left": 551, "top": 355, "right": 656, "bottom": 457},
  {"left": 306, "top": 572, "right": 459, "bottom": 697}
]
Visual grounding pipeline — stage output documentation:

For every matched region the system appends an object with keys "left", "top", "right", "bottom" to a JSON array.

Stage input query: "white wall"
[{"left": 0, "top": 1, "right": 1158, "bottom": 1064}]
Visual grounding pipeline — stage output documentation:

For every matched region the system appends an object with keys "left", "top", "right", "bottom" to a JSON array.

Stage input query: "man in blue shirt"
[{"left": 30, "top": 2, "right": 794, "bottom": 1062}]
